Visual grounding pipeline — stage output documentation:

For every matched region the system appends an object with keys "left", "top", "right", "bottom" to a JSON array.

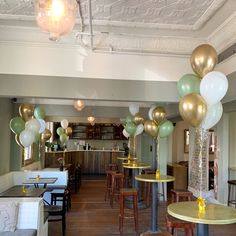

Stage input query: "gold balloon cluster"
[
  {"left": 144, "top": 106, "right": 166, "bottom": 137},
  {"left": 133, "top": 112, "right": 145, "bottom": 125},
  {"left": 179, "top": 44, "right": 218, "bottom": 127}
]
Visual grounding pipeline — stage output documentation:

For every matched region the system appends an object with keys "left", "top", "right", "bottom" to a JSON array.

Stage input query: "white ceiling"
[{"left": 0, "top": 0, "right": 236, "bottom": 55}]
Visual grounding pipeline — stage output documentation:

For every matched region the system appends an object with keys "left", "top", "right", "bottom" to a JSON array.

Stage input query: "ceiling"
[
  {"left": 1, "top": 0, "right": 236, "bottom": 115},
  {"left": 1, "top": 0, "right": 236, "bottom": 55}
]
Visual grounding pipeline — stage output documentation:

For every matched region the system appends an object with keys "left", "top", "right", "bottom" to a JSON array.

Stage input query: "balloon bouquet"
[
  {"left": 177, "top": 44, "right": 228, "bottom": 210},
  {"left": 9, "top": 104, "right": 51, "bottom": 148},
  {"left": 56, "top": 119, "right": 72, "bottom": 149},
  {"left": 144, "top": 105, "right": 174, "bottom": 177},
  {"left": 121, "top": 104, "right": 145, "bottom": 165}
]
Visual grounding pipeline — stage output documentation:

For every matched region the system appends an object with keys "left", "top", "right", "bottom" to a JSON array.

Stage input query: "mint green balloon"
[
  {"left": 177, "top": 74, "right": 200, "bottom": 97},
  {"left": 34, "top": 106, "right": 46, "bottom": 119},
  {"left": 9, "top": 116, "right": 25, "bottom": 135},
  {"left": 57, "top": 127, "right": 65, "bottom": 136},
  {"left": 60, "top": 134, "right": 68, "bottom": 144},
  {"left": 125, "top": 122, "right": 136, "bottom": 137},
  {"left": 159, "top": 120, "right": 174, "bottom": 138},
  {"left": 125, "top": 115, "right": 133, "bottom": 124}
]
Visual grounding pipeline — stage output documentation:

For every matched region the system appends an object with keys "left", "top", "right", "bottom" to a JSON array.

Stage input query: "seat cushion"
[{"left": 0, "top": 229, "right": 37, "bottom": 236}]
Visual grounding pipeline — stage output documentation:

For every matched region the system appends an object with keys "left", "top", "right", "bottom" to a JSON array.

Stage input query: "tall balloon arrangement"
[
  {"left": 56, "top": 119, "right": 72, "bottom": 147},
  {"left": 121, "top": 104, "right": 145, "bottom": 164},
  {"left": 9, "top": 104, "right": 51, "bottom": 148},
  {"left": 144, "top": 105, "right": 174, "bottom": 176},
  {"left": 177, "top": 44, "right": 228, "bottom": 204}
]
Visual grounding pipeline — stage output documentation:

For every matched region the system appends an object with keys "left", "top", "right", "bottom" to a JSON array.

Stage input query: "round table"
[
  {"left": 167, "top": 201, "right": 236, "bottom": 236},
  {"left": 135, "top": 174, "right": 175, "bottom": 233},
  {"left": 123, "top": 163, "right": 151, "bottom": 189}
]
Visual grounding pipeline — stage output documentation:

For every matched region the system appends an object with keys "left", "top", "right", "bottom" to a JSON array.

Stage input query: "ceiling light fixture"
[
  {"left": 74, "top": 100, "right": 85, "bottom": 111},
  {"left": 87, "top": 116, "right": 95, "bottom": 123},
  {"left": 35, "top": 0, "right": 78, "bottom": 41}
]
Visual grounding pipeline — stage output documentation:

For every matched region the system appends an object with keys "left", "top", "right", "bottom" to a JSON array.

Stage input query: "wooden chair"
[
  {"left": 166, "top": 189, "right": 195, "bottom": 236},
  {"left": 68, "top": 164, "right": 82, "bottom": 193},
  {"left": 228, "top": 180, "right": 236, "bottom": 207},
  {"left": 104, "top": 170, "right": 118, "bottom": 201},
  {"left": 119, "top": 188, "right": 138, "bottom": 234},
  {"left": 44, "top": 189, "right": 66, "bottom": 236}
]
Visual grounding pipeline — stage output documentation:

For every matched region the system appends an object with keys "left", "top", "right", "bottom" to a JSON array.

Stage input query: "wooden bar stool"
[
  {"left": 104, "top": 170, "right": 118, "bottom": 201},
  {"left": 110, "top": 172, "right": 124, "bottom": 207},
  {"left": 108, "top": 163, "right": 118, "bottom": 171},
  {"left": 166, "top": 189, "right": 194, "bottom": 236},
  {"left": 171, "top": 189, "right": 193, "bottom": 203},
  {"left": 119, "top": 188, "right": 138, "bottom": 234},
  {"left": 228, "top": 180, "right": 236, "bottom": 207}
]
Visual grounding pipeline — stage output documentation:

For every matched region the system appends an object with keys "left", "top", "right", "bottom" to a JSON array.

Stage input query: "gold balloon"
[
  {"left": 179, "top": 93, "right": 207, "bottom": 127},
  {"left": 65, "top": 127, "right": 72, "bottom": 136},
  {"left": 41, "top": 129, "right": 52, "bottom": 142},
  {"left": 152, "top": 106, "right": 166, "bottom": 126},
  {"left": 133, "top": 112, "right": 145, "bottom": 125},
  {"left": 144, "top": 120, "right": 159, "bottom": 137},
  {"left": 15, "top": 134, "right": 23, "bottom": 147},
  {"left": 190, "top": 44, "right": 218, "bottom": 77},
  {"left": 19, "top": 103, "right": 34, "bottom": 121}
]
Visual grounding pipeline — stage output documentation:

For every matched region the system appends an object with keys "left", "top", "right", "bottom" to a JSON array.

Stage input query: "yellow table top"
[
  {"left": 123, "top": 163, "right": 151, "bottom": 169},
  {"left": 168, "top": 201, "right": 236, "bottom": 225},
  {"left": 135, "top": 174, "right": 175, "bottom": 183}
]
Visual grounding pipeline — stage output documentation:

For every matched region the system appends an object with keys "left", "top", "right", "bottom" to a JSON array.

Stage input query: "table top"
[
  {"left": 0, "top": 186, "right": 47, "bottom": 197},
  {"left": 123, "top": 163, "right": 151, "bottom": 169},
  {"left": 23, "top": 177, "right": 57, "bottom": 185},
  {"left": 135, "top": 174, "right": 175, "bottom": 183},
  {"left": 168, "top": 201, "right": 236, "bottom": 225},
  {"left": 117, "top": 157, "right": 137, "bottom": 160}
]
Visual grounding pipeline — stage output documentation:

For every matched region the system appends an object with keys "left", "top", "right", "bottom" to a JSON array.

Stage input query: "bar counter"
[{"left": 45, "top": 150, "right": 124, "bottom": 174}]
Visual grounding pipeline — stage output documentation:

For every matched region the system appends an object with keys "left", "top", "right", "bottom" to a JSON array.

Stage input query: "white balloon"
[
  {"left": 148, "top": 105, "right": 156, "bottom": 120},
  {"left": 25, "top": 119, "right": 40, "bottom": 134},
  {"left": 200, "top": 71, "right": 228, "bottom": 105},
  {"left": 201, "top": 102, "right": 223, "bottom": 130},
  {"left": 38, "top": 119, "right": 46, "bottom": 133},
  {"left": 129, "top": 104, "right": 139, "bottom": 116},
  {"left": 123, "top": 129, "right": 130, "bottom": 138},
  {"left": 61, "top": 119, "right": 69, "bottom": 129},
  {"left": 134, "top": 124, "right": 144, "bottom": 137},
  {"left": 19, "top": 129, "right": 35, "bottom": 147}
]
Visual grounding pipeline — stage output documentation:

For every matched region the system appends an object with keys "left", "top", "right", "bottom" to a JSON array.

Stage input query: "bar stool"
[
  {"left": 119, "top": 188, "right": 138, "bottom": 234},
  {"left": 228, "top": 180, "right": 236, "bottom": 207},
  {"left": 171, "top": 189, "right": 193, "bottom": 203},
  {"left": 104, "top": 170, "right": 117, "bottom": 201},
  {"left": 166, "top": 189, "right": 194, "bottom": 236},
  {"left": 107, "top": 163, "right": 118, "bottom": 171},
  {"left": 110, "top": 172, "right": 124, "bottom": 207}
]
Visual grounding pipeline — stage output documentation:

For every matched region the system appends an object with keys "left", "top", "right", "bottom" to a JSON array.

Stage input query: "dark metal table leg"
[
  {"left": 197, "top": 223, "right": 209, "bottom": 236},
  {"left": 151, "top": 182, "right": 158, "bottom": 232}
]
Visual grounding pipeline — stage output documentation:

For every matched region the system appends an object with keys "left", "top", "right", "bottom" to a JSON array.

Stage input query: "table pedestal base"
[{"left": 197, "top": 224, "right": 209, "bottom": 236}]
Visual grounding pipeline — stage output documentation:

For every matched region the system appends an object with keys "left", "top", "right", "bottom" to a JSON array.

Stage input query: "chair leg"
[{"left": 133, "top": 195, "right": 138, "bottom": 233}]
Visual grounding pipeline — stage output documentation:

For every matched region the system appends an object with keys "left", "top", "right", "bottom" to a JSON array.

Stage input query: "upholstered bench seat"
[{"left": 0, "top": 229, "right": 37, "bottom": 236}]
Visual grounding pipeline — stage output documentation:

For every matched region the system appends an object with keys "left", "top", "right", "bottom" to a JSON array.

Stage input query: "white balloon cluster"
[{"left": 200, "top": 71, "right": 228, "bottom": 130}]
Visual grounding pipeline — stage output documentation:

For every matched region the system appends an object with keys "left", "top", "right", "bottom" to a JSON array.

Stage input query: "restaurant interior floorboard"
[{"left": 48, "top": 180, "right": 236, "bottom": 236}]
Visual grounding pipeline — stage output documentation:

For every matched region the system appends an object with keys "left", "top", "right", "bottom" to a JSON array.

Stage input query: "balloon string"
[{"left": 156, "top": 135, "right": 160, "bottom": 171}]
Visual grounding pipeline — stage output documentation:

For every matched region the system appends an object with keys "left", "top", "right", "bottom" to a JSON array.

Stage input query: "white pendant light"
[
  {"left": 87, "top": 116, "right": 95, "bottom": 123},
  {"left": 35, "top": 0, "right": 78, "bottom": 41},
  {"left": 74, "top": 100, "right": 85, "bottom": 111}
]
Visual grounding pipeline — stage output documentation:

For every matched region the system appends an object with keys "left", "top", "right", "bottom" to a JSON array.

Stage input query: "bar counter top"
[{"left": 46, "top": 150, "right": 124, "bottom": 153}]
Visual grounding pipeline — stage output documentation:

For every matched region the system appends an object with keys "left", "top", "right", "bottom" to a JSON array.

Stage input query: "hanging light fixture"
[
  {"left": 74, "top": 100, "right": 85, "bottom": 111},
  {"left": 87, "top": 116, "right": 95, "bottom": 123},
  {"left": 35, "top": 0, "right": 78, "bottom": 41}
]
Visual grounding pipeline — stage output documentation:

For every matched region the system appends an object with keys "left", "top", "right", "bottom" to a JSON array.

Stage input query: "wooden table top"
[
  {"left": 123, "top": 163, "right": 151, "bottom": 169},
  {"left": 135, "top": 174, "right": 175, "bottom": 183},
  {"left": 0, "top": 186, "right": 47, "bottom": 197},
  {"left": 168, "top": 201, "right": 236, "bottom": 225},
  {"left": 23, "top": 177, "right": 57, "bottom": 185}
]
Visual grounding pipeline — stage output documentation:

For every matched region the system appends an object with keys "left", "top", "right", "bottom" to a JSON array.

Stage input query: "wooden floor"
[{"left": 48, "top": 179, "right": 236, "bottom": 236}]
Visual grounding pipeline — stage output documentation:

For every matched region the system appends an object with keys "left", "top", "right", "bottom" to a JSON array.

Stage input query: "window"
[{"left": 22, "top": 145, "right": 34, "bottom": 166}]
